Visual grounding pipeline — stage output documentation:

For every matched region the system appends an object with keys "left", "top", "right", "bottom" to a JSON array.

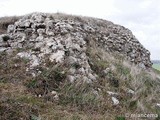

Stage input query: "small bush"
[
  {"left": 129, "top": 100, "right": 137, "bottom": 110},
  {"left": 2, "top": 35, "right": 10, "bottom": 41},
  {"left": 54, "top": 67, "right": 67, "bottom": 82},
  {"left": 106, "top": 71, "right": 119, "bottom": 87}
]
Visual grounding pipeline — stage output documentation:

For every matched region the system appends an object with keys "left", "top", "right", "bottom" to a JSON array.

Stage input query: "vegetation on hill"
[
  {"left": 0, "top": 48, "right": 160, "bottom": 120},
  {"left": 0, "top": 16, "right": 20, "bottom": 34},
  {"left": 0, "top": 13, "right": 160, "bottom": 120},
  {"left": 153, "top": 64, "right": 160, "bottom": 71},
  {"left": 152, "top": 60, "right": 160, "bottom": 64},
  {"left": 152, "top": 60, "right": 160, "bottom": 71}
]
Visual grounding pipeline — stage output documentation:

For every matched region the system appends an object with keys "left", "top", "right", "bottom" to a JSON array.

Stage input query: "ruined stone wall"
[{"left": 0, "top": 13, "right": 152, "bottom": 82}]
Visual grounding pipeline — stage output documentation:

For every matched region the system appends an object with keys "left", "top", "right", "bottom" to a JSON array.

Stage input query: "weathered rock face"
[{"left": 0, "top": 13, "right": 152, "bottom": 82}]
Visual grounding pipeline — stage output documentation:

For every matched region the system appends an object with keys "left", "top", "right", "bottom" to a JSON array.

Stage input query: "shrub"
[{"left": 2, "top": 35, "right": 10, "bottom": 41}]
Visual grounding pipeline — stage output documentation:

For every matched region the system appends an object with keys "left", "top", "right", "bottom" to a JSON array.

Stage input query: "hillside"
[
  {"left": 0, "top": 13, "right": 160, "bottom": 120},
  {"left": 152, "top": 60, "right": 160, "bottom": 65},
  {"left": 152, "top": 60, "right": 160, "bottom": 71}
]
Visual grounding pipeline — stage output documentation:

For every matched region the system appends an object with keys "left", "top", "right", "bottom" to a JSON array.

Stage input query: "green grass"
[
  {"left": 152, "top": 64, "right": 160, "bottom": 71},
  {"left": 0, "top": 37, "right": 160, "bottom": 119}
]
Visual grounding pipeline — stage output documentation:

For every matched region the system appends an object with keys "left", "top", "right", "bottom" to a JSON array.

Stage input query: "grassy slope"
[
  {"left": 0, "top": 15, "right": 160, "bottom": 120},
  {"left": 0, "top": 45, "right": 160, "bottom": 120},
  {"left": 153, "top": 64, "right": 160, "bottom": 71}
]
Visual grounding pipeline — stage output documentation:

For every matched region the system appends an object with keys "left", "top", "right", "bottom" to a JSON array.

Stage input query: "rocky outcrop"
[{"left": 0, "top": 13, "right": 152, "bottom": 82}]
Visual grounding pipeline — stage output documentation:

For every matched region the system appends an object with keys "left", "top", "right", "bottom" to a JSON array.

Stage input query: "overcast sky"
[{"left": 0, "top": 0, "right": 159, "bottom": 60}]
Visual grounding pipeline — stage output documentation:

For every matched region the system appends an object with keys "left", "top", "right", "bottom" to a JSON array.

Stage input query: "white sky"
[{"left": 0, "top": 0, "right": 159, "bottom": 60}]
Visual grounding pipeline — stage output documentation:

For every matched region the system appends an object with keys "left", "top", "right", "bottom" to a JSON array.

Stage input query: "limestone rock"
[
  {"left": 107, "top": 91, "right": 118, "bottom": 96},
  {"left": 30, "top": 55, "right": 40, "bottom": 67},
  {"left": 49, "top": 50, "right": 65, "bottom": 63},
  {"left": 156, "top": 103, "right": 160, "bottom": 109},
  {"left": 7, "top": 25, "right": 15, "bottom": 33},
  {"left": 0, "top": 12, "right": 153, "bottom": 83},
  {"left": 17, "top": 52, "right": 31, "bottom": 59},
  {"left": 127, "top": 89, "right": 135, "bottom": 95},
  {"left": 67, "top": 75, "right": 75, "bottom": 82},
  {"left": 111, "top": 97, "right": 119, "bottom": 105},
  {"left": 0, "top": 47, "right": 7, "bottom": 52}
]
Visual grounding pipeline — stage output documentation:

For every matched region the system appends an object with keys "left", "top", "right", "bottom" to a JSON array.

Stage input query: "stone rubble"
[
  {"left": 156, "top": 103, "right": 160, "bottom": 109},
  {"left": 127, "top": 88, "right": 135, "bottom": 95},
  {"left": 111, "top": 97, "right": 119, "bottom": 105},
  {"left": 0, "top": 13, "right": 153, "bottom": 82},
  {"left": 107, "top": 91, "right": 118, "bottom": 96}
]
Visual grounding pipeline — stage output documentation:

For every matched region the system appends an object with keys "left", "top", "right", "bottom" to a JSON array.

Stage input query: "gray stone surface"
[{"left": 0, "top": 12, "right": 153, "bottom": 82}]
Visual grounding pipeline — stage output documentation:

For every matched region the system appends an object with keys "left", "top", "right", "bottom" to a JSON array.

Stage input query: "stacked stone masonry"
[{"left": 0, "top": 13, "right": 152, "bottom": 82}]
